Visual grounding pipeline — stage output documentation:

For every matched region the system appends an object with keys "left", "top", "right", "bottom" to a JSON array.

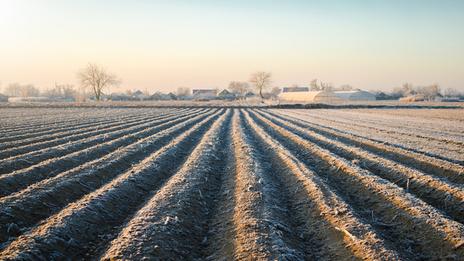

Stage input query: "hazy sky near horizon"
[{"left": 0, "top": 0, "right": 463, "bottom": 92}]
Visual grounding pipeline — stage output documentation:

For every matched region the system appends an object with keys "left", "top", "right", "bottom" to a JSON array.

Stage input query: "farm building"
[
  {"left": 149, "top": 92, "right": 177, "bottom": 101},
  {"left": 110, "top": 93, "right": 137, "bottom": 101},
  {"left": 244, "top": 92, "right": 257, "bottom": 98},
  {"left": 279, "top": 90, "right": 341, "bottom": 103},
  {"left": 132, "top": 90, "right": 150, "bottom": 101},
  {"left": 217, "top": 89, "right": 236, "bottom": 100},
  {"left": 192, "top": 89, "right": 217, "bottom": 100},
  {"left": 333, "top": 90, "right": 376, "bottom": 101}
]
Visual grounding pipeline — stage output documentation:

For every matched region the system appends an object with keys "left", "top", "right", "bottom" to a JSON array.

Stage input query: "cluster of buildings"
[
  {"left": 278, "top": 87, "right": 376, "bottom": 102},
  {"left": 109, "top": 87, "right": 378, "bottom": 103},
  {"left": 191, "top": 89, "right": 256, "bottom": 100},
  {"left": 0, "top": 87, "right": 377, "bottom": 103},
  {"left": 4, "top": 85, "right": 460, "bottom": 104},
  {"left": 109, "top": 89, "right": 255, "bottom": 102}
]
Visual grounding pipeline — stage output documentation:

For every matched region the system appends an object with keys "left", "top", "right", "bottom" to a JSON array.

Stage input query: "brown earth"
[{"left": 0, "top": 107, "right": 463, "bottom": 260}]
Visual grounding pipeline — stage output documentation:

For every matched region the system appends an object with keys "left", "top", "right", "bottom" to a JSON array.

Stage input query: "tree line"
[
  {"left": 0, "top": 65, "right": 278, "bottom": 102},
  {"left": 374, "top": 83, "right": 460, "bottom": 101},
  {"left": 1, "top": 64, "right": 462, "bottom": 101}
]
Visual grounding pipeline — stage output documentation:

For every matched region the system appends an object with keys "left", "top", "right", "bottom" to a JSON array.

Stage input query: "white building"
[
  {"left": 279, "top": 89, "right": 341, "bottom": 103},
  {"left": 333, "top": 90, "right": 376, "bottom": 101}
]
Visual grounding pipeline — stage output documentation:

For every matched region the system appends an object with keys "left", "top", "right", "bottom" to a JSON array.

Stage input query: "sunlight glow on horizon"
[{"left": 0, "top": 0, "right": 463, "bottom": 92}]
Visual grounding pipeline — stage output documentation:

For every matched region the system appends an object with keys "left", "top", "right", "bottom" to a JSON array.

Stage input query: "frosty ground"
[{"left": 0, "top": 107, "right": 463, "bottom": 260}]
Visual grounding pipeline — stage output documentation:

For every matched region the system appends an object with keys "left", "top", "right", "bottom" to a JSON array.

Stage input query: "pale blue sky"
[{"left": 0, "top": 0, "right": 463, "bottom": 92}]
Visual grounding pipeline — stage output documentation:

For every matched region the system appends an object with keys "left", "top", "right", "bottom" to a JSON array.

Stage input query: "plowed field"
[{"left": 0, "top": 107, "right": 463, "bottom": 260}]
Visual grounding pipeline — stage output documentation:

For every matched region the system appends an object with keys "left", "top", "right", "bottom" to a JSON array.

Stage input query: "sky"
[{"left": 0, "top": 0, "right": 463, "bottom": 93}]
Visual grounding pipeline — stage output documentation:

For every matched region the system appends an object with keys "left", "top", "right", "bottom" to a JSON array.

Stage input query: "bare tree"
[
  {"left": 310, "top": 79, "right": 334, "bottom": 91},
  {"left": 43, "top": 83, "right": 76, "bottom": 100},
  {"left": 427, "top": 84, "right": 440, "bottom": 100},
  {"left": 78, "top": 63, "right": 120, "bottom": 101},
  {"left": 270, "top": 86, "right": 281, "bottom": 98},
  {"left": 62, "top": 85, "right": 76, "bottom": 99},
  {"left": 228, "top": 81, "right": 250, "bottom": 99},
  {"left": 310, "top": 79, "right": 320, "bottom": 91},
  {"left": 4, "top": 83, "right": 40, "bottom": 97},
  {"left": 176, "top": 87, "right": 191, "bottom": 98},
  {"left": 416, "top": 84, "right": 440, "bottom": 101},
  {"left": 443, "top": 88, "right": 461, "bottom": 97},
  {"left": 320, "top": 82, "right": 333, "bottom": 91},
  {"left": 4, "top": 83, "right": 22, "bottom": 97},
  {"left": 143, "top": 89, "right": 151, "bottom": 97},
  {"left": 249, "top": 72, "right": 272, "bottom": 100},
  {"left": 402, "top": 83, "right": 415, "bottom": 96}
]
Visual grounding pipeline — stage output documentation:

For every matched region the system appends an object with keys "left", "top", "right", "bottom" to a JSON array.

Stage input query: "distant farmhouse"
[
  {"left": 132, "top": 90, "right": 150, "bottom": 101},
  {"left": 150, "top": 92, "right": 177, "bottom": 101},
  {"left": 192, "top": 89, "right": 218, "bottom": 101},
  {"left": 110, "top": 93, "right": 136, "bottom": 101},
  {"left": 245, "top": 91, "right": 257, "bottom": 99},
  {"left": 110, "top": 90, "right": 152, "bottom": 101},
  {"left": 217, "top": 89, "right": 236, "bottom": 100}
]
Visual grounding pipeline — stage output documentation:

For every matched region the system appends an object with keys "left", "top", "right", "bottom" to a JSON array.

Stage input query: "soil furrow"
[
  {"left": 276, "top": 110, "right": 464, "bottom": 165},
  {"left": 0, "top": 110, "right": 182, "bottom": 160},
  {"left": 243, "top": 109, "right": 402, "bottom": 260},
  {"left": 1, "top": 107, "right": 462, "bottom": 260},
  {"left": 0, "top": 107, "right": 167, "bottom": 127},
  {"left": 269, "top": 109, "right": 464, "bottom": 184},
  {"left": 254, "top": 110, "right": 464, "bottom": 224},
  {"left": 0, "top": 109, "right": 219, "bottom": 246},
  {"left": 101, "top": 109, "right": 232, "bottom": 260},
  {"left": 0, "top": 109, "right": 156, "bottom": 143},
  {"left": 0, "top": 109, "right": 130, "bottom": 133},
  {"left": 300, "top": 111, "right": 464, "bottom": 145},
  {"left": 0, "top": 109, "right": 223, "bottom": 259},
  {"left": 0, "top": 109, "right": 207, "bottom": 197},
  {"left": 217, "top": 110, "right": 305, "bottom": 260},
  {"left": 252, "top": 109, "right": 464, "bottom": 260},
  {"left": 304, "top": 109, "right": 464, "bottom": 138},
  {"left": 0, "top": 109, "right": 181, "bottom": 153},
  {"left": 0, "top": 109, "right": 203, "bottom": 175}
]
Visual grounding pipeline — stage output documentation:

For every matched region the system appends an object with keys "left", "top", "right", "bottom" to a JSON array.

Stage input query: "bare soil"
[{"left": 0, "top": 107, "right": 463, "bottom": 260}]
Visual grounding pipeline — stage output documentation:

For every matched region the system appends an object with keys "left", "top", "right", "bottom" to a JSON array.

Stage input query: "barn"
[
  {"left": 217, "top": 89, "right": 236, "bottom": 100},
  {"left": 279, "top": 90, "right": 341, "bottom": 103},
  {"left": 333, "top": 90, "right": 376, "bottom": 101},
  {"left": 149, "top": 92, "right": 177, "bottom": 101},
  {"left": 192, "top": 89, "right": 217, "bottom": 101}
]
